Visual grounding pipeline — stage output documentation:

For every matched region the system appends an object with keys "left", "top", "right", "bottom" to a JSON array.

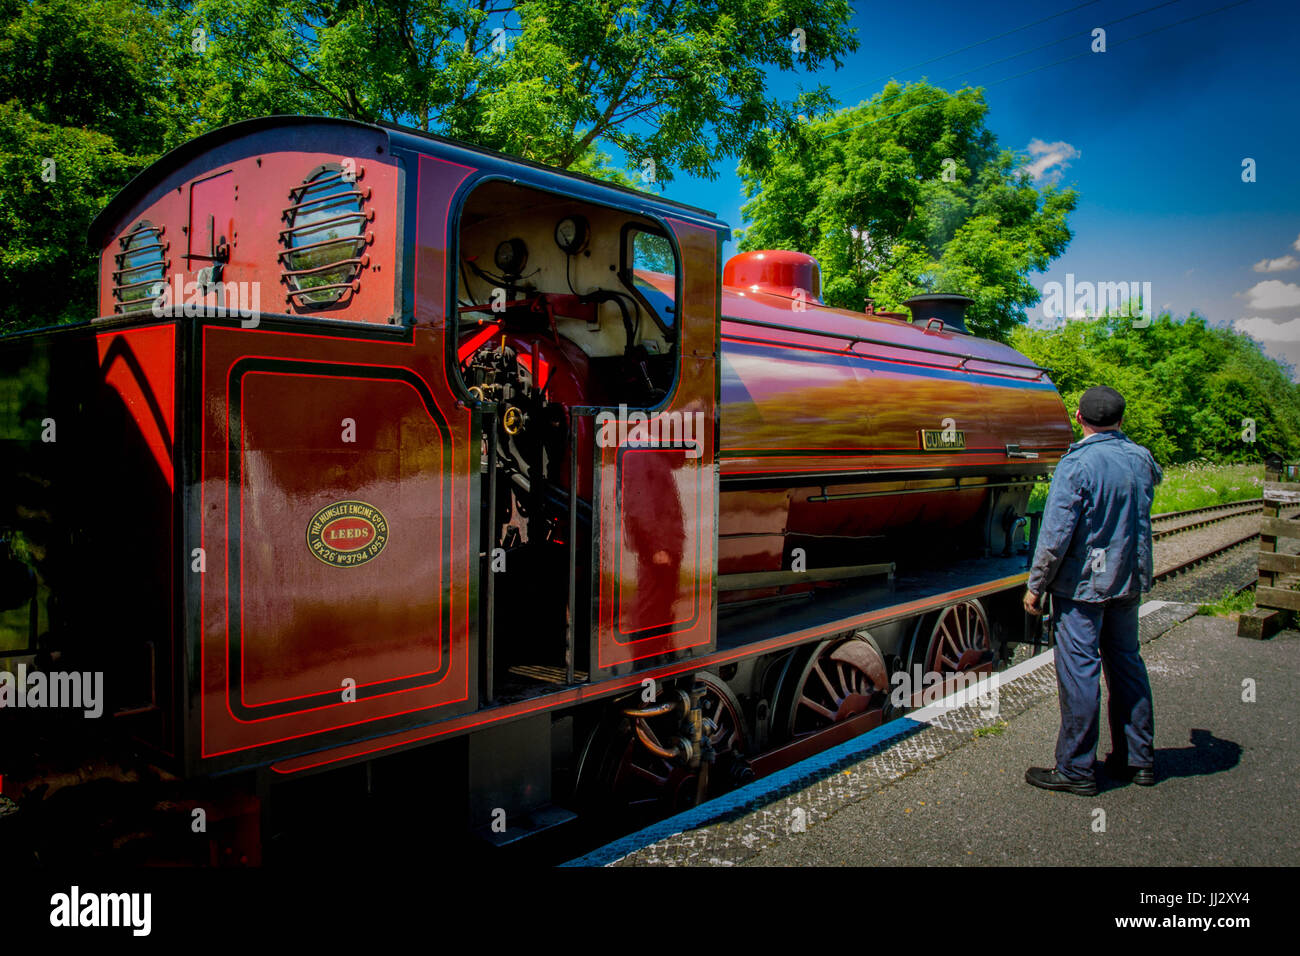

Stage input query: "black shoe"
[
  {"left": 1103, "top": 757, "right": 1155, "bottom": 786},
  {"left": 1025, "top": 766, "right": 1098, "bottom": 796}
]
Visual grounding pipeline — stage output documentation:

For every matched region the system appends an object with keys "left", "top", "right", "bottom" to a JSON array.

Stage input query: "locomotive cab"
[
  {"left": 450, "top": 180, "right": 690, "bottom": 691},
  {"left": 455, "top": 180, "right": 681, "bottom": 410}
]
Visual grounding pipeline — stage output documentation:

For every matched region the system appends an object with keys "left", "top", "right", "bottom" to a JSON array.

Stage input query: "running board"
[{"left": 718, "top": 562, "right": 895, "bottom": 592}]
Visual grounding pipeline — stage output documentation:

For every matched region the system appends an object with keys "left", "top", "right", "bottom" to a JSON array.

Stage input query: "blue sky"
[{"left": 641, "top": 0, "right": 1300, "bottom": 371}]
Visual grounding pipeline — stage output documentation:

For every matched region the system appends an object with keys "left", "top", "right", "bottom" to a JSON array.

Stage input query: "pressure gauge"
[
  {"left": 554, "top": 215, "right": 589, "bottom": 255},
  {"left": 494, "top": 238, "right": 528, "bottom": 275}
]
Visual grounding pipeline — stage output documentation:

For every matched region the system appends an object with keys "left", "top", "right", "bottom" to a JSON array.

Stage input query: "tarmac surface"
[{"left": 584, "top": 605, "right": 1300, "bottom": 867}]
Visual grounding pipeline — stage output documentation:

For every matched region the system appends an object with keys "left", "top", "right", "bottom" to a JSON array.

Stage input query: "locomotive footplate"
[{"left": 716, "top": 552, "right": 1031, "bottom": 653}]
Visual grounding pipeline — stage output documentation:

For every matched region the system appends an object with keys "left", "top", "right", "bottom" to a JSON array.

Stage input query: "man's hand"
[{"left": 1023, "top": 589, "right": 1043, "bottom": 617}]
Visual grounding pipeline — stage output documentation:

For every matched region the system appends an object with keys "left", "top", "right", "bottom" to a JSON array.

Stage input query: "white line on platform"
[
  {"left": 1139, "top": 600, "right": 1173, "bottom": 618},
  {"left": 908, "top": 649, "right": 1054, "bottom": 721}
]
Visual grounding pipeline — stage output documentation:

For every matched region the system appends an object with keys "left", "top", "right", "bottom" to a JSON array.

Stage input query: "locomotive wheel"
[
  {"left": 782, "top": 635, "right": 889, "bottom": 740},
  {"left": 581, "top": 673, "right": 747, "bottom": 824},
  {"left": 922, "top": 600, "right": 994, "bottom": 676}
]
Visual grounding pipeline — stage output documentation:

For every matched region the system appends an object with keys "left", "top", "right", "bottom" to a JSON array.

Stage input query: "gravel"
[{"left": 1152, "top": 514, "right": 1260, "bottom": 577}]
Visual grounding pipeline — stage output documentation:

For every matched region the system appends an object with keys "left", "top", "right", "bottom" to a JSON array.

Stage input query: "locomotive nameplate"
[
  {"left": 919, "top": 429, "right": 966, "bottom": 450},
  {"left": 307, "top": 500, "right": 389, "bottom": 567}
]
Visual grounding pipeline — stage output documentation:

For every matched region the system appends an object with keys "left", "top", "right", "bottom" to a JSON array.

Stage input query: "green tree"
[
  {"left": 0, "top": 106, "right": 143, "bottom": 334},
  {"left": 1, "top": 0, "right": 860, "bottom": 333},
  {"left": 736, "top": 81, "right": 1077, "bottom": 339},
  {"left": 173, "top": 0, "right": 858, "bottom": 184},
  {"left": 0, "top": 0, "right": 178, "bottom": 334},
  {"left": 1010, "top": 314, "right": 1300, "bottom": 465}
]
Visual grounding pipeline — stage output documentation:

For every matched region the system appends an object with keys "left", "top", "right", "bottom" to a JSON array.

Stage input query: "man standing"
[{"left": 1023, "top": 386, "right": 1161, "bottom": 796}]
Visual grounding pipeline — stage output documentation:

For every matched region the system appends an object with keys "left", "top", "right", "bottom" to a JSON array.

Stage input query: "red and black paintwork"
[
  {"left": 632, "top": 258, "right": 1072, "bottom": 584},
  {"left": 0, "top": 116, "right": 1069, "bottom": 856}
]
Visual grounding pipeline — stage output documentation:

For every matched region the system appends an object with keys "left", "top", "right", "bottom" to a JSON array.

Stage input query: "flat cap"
[{"left": 1079, "top": 385, "right": 1125, "bottom": 426}]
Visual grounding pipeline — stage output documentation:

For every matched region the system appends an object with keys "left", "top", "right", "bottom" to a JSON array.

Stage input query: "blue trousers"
[{"left": 1052, "top": 594, "right": 1154, "bottom": 780}]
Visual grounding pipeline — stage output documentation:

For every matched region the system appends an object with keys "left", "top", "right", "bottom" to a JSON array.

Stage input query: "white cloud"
[
  {"left": 1244, "top": 280, "right": 1300, "bottom": 310},
  {"left": 1235, "top": 316, "right": 1300, "bottom": 341},
  {"left": 1294, "top": 233, "right": 1300, "bottom": 253},
  {"left": 1235, "top": 316, "right": 1300, "bottom": 379},
  {"left": 1253, "top": 255, "right": 1299, "bottom": 273},
  {"left": 1020, "top": 139, "right": 1080, "bottom": 184},
  {"left": 1254, "top": 341, "right": 1300, "bottom": 379}
]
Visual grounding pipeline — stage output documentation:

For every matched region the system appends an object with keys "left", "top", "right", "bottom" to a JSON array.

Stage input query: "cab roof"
[{"left": 89, "top": 114, "right": 728, "bottom": 246}]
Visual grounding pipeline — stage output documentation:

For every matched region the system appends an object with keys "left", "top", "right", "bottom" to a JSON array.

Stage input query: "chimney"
[{"left": 904, "top": 293, "right": 974, "bottom": 334}]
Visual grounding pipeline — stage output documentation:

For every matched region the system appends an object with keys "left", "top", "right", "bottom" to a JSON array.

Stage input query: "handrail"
[
  {"left": 112, "top": 261, "right": 167, "bottom": 281},
  {"left": 281, "top": 188, "right": 371, "bottom": 220},
  {"left": 114, "top": 242, "right": 166, "bottom": 262},
  {"left": 284, "top": 280, "right": 360, "bottom": 299},
  {"left": 720, "top": 315, "right": 1050, "bottom": 376},
  {"left": 281, "top": 255, "right": 369, "bottom": 278},
  {"left": 112, "top": 275, "right": 169, "bottom": 295},
  {"left": 289, "top": 169, "right": 362, "bottom": 198},
  {"left": 277, "top": 233, "right": 371, "bottom": 260},
  {"left": 119, "top": 224, "right": 163, "bottom": 244},
  {"left": 279, "top": 210, "right": 374, "bottom": 240}
]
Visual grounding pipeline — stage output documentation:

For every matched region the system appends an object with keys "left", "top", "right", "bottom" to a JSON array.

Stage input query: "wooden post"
[
  {"left": 1242, "top": 460, "right": 1298, "bottom": 637},
  {"left": 1259, "top": 462, "right": 1280, "bottom": 592}
]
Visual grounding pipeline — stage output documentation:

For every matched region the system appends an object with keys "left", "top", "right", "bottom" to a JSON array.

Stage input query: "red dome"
[{"left": 723, "top": 250, "right": 821, "bottom": 303}]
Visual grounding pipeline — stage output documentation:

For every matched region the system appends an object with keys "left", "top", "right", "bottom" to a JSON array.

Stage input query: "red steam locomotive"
[{"left": 0, "top": 116, "right": 1070, "bottom": 862}]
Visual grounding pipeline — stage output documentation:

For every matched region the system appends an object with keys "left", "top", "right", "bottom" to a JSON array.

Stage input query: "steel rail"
[
  {"left": 1151, "top": 500, "right": 1300, "bottom": 541},
  {"left": 1153, "top": 531, "right": 1260, "bottom": 582}
]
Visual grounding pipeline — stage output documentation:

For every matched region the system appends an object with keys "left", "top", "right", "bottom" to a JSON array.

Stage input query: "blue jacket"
[{"left": 1028, "top": 430, "right": 1163, "bottom": 603}]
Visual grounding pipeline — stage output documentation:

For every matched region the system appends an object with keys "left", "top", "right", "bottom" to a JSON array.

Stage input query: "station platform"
[{"left": 566, "top": 602, "right": 1300, "bottom": 867}]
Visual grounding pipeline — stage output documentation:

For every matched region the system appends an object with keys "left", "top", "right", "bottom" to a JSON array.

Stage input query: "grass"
[
  {"left": 1196, "top": 586, "right": 1256, "bottom": 619},
  {"left": 973, "top": 720, "right": 1009, "bottom": 738},
  {"left": 1028, "top": 461, "right": 1264, "bottom": 515}
]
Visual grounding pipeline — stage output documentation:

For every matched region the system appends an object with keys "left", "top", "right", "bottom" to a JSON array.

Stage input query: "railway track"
[
  {"left": 1151, "top": 498, "right": 1270, "bottom": 540},
  {"left": 1154, "top": 531, "right": 1259, "bottom": 582},
  {"left": 1151, "top": 498, "right": 1298, "bottom": 584}
]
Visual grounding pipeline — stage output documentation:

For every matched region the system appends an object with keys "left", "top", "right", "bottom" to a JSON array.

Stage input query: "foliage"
[
  {"left": 0, "top": 104, "right": 145, "bottom": 334},
  {"left": 0, "top": 0, "right": 177, "bottom": 145},
  {"left": 1196, "top": 586, "right": 1255, "bottom": 619},
  {"left": 1029, "top": 462, "right": 1265, "bottom": 516},
  {"left": 1146, "top": 462, "right": 1265, "bottom": 512},
  {"left": 735, "top": 81, "right": 1077, "bottom": 339},
  {"left": 1011, "top": 314, "right": 1300, "bottom": 465},
  {"left": 0, "top": 0, "right": 187, "bottom": 332},
  {"left": 170, "top": 0, "right": 857, "bottom": 183},
  {"left": 0, "top": 0, "right": 858, "bottom": 333},
  {"left": 973, "top": 720, "right": 1008, "bottom": 738}
]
